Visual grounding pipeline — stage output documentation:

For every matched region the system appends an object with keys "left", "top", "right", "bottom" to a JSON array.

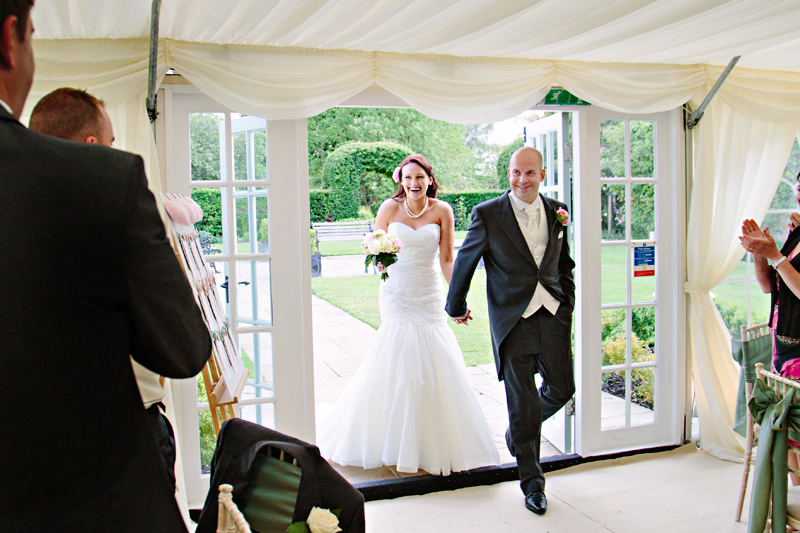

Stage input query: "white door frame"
[
  {"left": 573, "top": 106, "right": 686, "bottom": 457},
  {"left": 155, "top": 83, "right": 315, "bottom": 505}
]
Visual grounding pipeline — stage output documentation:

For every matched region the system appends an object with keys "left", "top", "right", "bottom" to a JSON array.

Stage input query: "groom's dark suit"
[
  {"left": 446, "top": 191, "right": 575, "bottom": 497},
  {"left": 0, "top": 106, "right": 211, "bottom": 532}
]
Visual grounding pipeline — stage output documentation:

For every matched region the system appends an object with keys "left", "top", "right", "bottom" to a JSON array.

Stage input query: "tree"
[
  {"left": 190, "top": 113, "right": 223, "bottom": 181},
  {"left": 308, "top": 108, "right": 498, "bottom": 192}
]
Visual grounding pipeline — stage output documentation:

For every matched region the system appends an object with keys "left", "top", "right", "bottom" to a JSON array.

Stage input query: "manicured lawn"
[
  {"left": 312, "top": 240, "right": 762, "bottom": 367},
  {"left": 311, "top": 269, "right": 493, "bottom": 366}
]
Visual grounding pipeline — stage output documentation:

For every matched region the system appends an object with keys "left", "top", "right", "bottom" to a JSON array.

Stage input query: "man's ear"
[
  {"left": 84, "top": 135, "right": 98, "bottom": 144},
  {"left": 1, "top": 16, "right": 19, "bottom": 69}
]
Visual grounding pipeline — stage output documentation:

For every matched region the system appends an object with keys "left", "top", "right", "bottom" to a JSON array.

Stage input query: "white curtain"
[{"left": 685, "top": 100, "right": 799, "bottom": 461}]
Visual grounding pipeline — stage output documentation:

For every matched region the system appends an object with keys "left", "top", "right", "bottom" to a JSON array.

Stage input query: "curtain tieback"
[{"left": 683, "top": 282, "right": 708, "bottom": 294}]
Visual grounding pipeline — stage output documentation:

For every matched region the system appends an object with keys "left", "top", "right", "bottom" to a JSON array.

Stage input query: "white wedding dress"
[{"left": 317, "top": 221, "right": 500, "bottom": 475}]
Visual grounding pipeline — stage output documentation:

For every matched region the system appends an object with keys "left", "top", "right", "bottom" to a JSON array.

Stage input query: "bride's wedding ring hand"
[{"left": 451, "top": 308, "right": 473, "bottom": 325}]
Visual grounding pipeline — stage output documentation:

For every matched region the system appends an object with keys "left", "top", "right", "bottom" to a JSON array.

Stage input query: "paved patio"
[{"left": 312, "top": 255, "right": 560, "bottom": 483}]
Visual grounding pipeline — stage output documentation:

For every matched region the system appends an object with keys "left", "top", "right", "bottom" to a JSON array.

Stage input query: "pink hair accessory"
[{"left": 392, "top": 166, "right": 401, "bottom": 183}]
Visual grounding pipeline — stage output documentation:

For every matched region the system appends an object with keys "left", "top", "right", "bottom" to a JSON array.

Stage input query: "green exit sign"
[{"left": 540, "top": 89, "right": 590, "bottom": 106}]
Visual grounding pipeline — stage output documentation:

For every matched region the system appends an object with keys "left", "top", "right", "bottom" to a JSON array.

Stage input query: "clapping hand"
[
  {"left": 739, "top": 219, "right": 779, "bottom": 259},
  {"left": 790, "top": 213, "right": 800, "bottom": 231},
  {"left": 451, "top": 308, "right": 473, "bottom": 325}
]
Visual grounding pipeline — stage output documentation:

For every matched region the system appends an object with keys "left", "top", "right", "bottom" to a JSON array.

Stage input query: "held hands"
[{"left": 451, "top": 308, "right": 473, "bottom": 325}]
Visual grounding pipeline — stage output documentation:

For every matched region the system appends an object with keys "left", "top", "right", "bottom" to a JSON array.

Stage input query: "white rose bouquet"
[
  {"left": 362, "top": 229, "right": 403, "bottom": 281},
  {"left": 286, "top": 506, "right": 342, "bottom": 533}
]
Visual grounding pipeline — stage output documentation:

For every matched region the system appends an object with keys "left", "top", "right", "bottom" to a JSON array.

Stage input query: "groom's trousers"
[{"left": 501, "top": 304, "right": 575, "bottom": 496}]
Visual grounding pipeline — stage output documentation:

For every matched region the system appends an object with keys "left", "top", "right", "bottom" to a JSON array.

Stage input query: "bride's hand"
[{"left": 451, "top": 308, "right": 473, "bottom": 325}]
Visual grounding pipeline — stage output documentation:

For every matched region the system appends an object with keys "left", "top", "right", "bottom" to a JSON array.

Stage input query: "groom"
[{"left": 446, "top": 147, "right": 575, "bottom": 515}]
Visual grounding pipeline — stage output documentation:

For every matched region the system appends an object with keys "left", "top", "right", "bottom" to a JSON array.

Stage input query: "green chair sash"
[
  {"left": 240, "top": 453, "right": 303, "bottom": 533},
  {"left": 747, "top": 380, "right": 800, "bottom": 533}
]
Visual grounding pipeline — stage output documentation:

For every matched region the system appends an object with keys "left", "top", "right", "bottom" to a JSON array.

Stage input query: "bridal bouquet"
[{"left": 362, "top": 229, "right": 403, "bottom": 281}]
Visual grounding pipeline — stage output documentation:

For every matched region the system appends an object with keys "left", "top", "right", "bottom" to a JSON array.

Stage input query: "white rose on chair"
[{"left": 306, "top": 507, "right": 342, "bottom": 533}]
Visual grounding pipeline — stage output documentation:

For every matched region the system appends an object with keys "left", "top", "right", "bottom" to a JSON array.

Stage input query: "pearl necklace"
[{"left": 404, "top": 196, "right": 429, "bottom": 219}]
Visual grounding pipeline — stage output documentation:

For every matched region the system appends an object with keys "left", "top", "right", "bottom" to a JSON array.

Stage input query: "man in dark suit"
[
  {"left": 0, "top": 2, "right": 212, "bottom": 531},
  {"left": 446, "top": 146, "right": 575, "bottom": 515},
  {"left": 29, "top": 86, "right": 181, "bottom": 491}
]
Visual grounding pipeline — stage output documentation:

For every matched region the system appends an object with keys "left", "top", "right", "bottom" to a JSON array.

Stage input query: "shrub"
[
  {"left": 438, "top": 190, "right": 505, "bottom": 230},
  {"left": 358, "top": 205, "right": 376, "bottom": 223},
  {"left": 259, "top": 218, "right": 269, "bottom": 243},
  {"left": 715, "top": 299, "right": 753, "bottom": 337},
  {"left": 192, "top": 188, "right": 222, "bottom": 236},
  {"left": 320, "top": 141, "right": 413, "bottom": 220}
]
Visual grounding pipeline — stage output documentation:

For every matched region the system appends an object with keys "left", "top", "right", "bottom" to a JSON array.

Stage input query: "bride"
[{"left": 317, "top": 154, "right": 500, "bottom": 475}]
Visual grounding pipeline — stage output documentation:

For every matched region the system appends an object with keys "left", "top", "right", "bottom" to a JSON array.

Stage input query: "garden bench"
[{"left": 311, "top": 220, "right": 374, "bottom": 274}]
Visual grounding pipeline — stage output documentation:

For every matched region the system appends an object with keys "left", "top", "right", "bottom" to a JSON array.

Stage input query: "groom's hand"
[{"left": 451, "top": 308, "right": 473, "bottom": 325}]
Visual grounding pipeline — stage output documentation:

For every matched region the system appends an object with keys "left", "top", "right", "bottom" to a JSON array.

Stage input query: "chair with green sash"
[
  {"left": 734, "top": 323, "right": 772, "bottom": 522},
  {"left": 748, "top": 363, "right": 800, "bottom": 532}
]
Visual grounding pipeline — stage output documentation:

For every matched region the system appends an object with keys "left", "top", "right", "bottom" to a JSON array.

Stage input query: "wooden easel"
[{"left": 161, "top": 192, "right": 249, "bottom": 436}]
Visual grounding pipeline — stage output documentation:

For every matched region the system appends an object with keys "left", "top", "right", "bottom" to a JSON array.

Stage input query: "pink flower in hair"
[{"left": 392, "top": 166, "right": 401, "bottom": 183}]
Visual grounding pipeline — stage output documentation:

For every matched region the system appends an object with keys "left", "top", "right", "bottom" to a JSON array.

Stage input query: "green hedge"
[
  {"left": 191, "top": 188, "right": 222, "bottom": 236},
  {"left": 438, "top": 190, "right": 506, "bottom": 230},
  {"left": 320, "top": 141, "right": 413, "bottom": 220}
]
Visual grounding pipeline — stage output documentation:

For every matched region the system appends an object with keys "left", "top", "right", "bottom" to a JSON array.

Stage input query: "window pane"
[
  {"left": 602, "top": 247, "right": 627, "bottom": 305},
  {"left": 602, "top": 308, "right": 627, "bottom": 367},
  {"left": 602, "top": 370, "right": 627, "bottom": 430},
  {"left": 236, "top": 259, "right": 273, "bottom": 327},
  {"left": 550, "top": 130, "right": 559, "bottom": 186},
  {"left": 601, "top": 183, "right": 626, "bottom": 240},
  {"left": 231, "top": 115, "right": 268, "bottom": 181},
  {"left": 630, "top": 121, "right": 654, "bottom": 178},
  {"left": 631, "top": 183, "right": 655, "bottom": 240},
  {"left": 713, "top": 282, "right": 770, "bottom": 336},
  {"left": 632, "top": 246, "right": 656, "bottom": 303},
  {"left": 632, "top": 367, "right": 655, "bottom": 426},
  {"left": 238, "top": 330, "right": 274, "bottom": 395},
  {"left": 601, "top": 120, "right": 625, "bottom": 178},
  {"left": 632, "top": 307, "right": 656, "bottom": 364},
  {"left": 189, "top": 112, "right": 223, "bottom": 181},
  {"left": 239, "top": 403, "right": 275, "bottom": 430},
  {"left": 235, "top": 187, "right": 269, "bottom": 254}
]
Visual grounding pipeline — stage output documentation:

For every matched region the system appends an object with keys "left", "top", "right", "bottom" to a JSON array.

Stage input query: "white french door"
[
  {"left": 573, "top": 106, "right": 685, "bottom": 457},
  {"left": 157, "top": 85, "right": 315, "bottom": 505}
]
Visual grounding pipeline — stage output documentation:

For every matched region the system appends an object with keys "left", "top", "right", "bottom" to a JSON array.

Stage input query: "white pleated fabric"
[{"left": 317, "top": 222, "right": 500, "bottom": 475}]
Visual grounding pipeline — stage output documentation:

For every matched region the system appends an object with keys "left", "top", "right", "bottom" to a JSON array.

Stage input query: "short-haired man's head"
[
  {"left": 29, "top": 87, "right": 112, "bottom": 144},
  {"left": 0, "top": 0, "right": 34, "bottom": 69}
]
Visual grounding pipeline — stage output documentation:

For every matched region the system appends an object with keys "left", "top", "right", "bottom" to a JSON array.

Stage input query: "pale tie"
[{"left": 525, "top": 203, "right": 539, "bottom": 233}]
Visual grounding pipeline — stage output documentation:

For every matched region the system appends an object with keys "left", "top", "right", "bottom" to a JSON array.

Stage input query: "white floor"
[{"left": 365, "top": 444, "right": 750, "bottom": 532}]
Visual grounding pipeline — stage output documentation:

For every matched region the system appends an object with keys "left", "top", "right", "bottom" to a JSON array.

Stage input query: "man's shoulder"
[
  {"left": 541, "top": 194, "right": 568, "bottom": 211},
  {"left": 7, "top": 123, "right": 143, "bottom": 174}
]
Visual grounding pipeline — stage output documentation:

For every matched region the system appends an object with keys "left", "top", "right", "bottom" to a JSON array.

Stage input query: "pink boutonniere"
[{"left": 555, "top": 207, "right": 570, "bottom": 226}]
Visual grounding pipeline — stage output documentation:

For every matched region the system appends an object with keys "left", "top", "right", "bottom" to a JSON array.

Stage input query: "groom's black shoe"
[
  {"left": 505, "top": 427, "right": 516, "bottom": 457},
  {"left": 525, "top": 491, "right": 547, "bottom": 515}
]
